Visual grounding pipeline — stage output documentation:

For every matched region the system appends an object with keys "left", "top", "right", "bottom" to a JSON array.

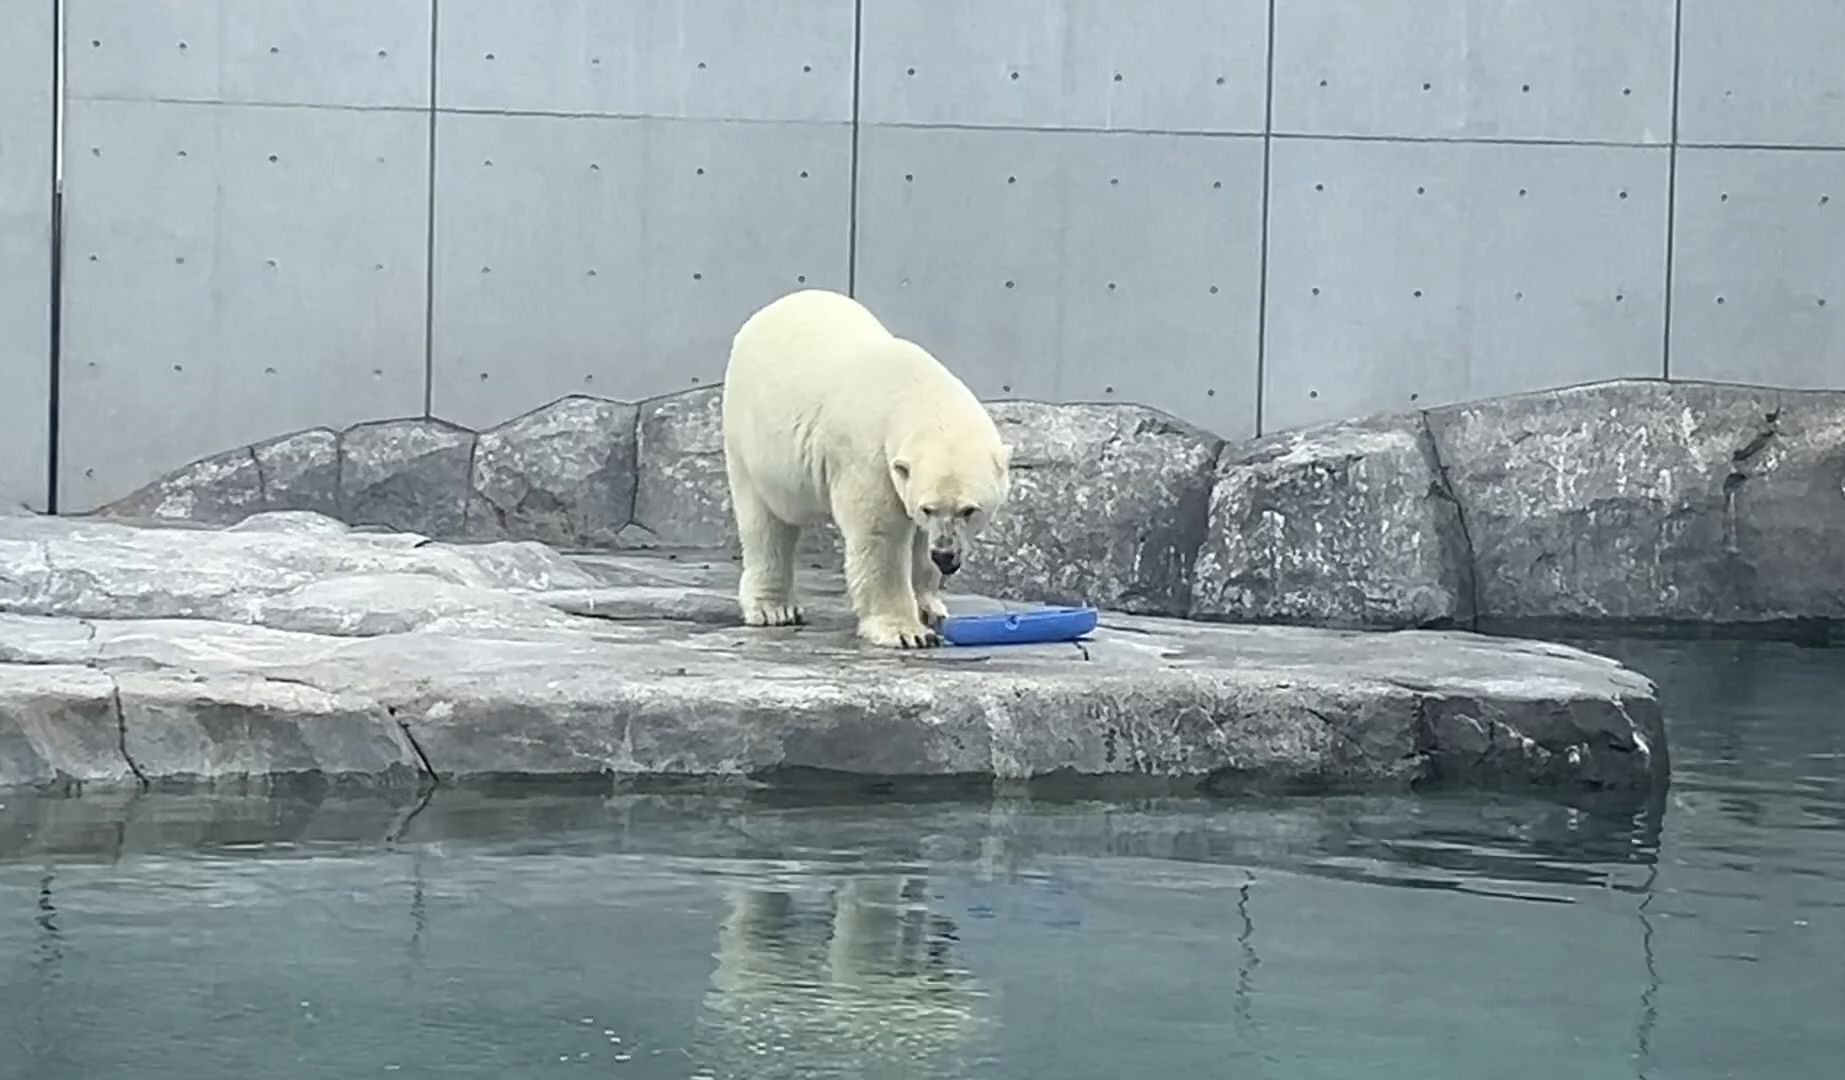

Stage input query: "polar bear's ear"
[{"left": 995, "top": 444, "right": 1013, "bottom": 470}]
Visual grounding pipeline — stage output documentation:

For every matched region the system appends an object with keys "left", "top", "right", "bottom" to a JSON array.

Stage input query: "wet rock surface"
[{"left": 1, "top": 513, "right": 1665, "bottom": 796}]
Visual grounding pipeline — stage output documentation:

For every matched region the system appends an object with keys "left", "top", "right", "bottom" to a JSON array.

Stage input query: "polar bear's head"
[{"left": 889, "top": 443, "right": 1011, "bottom": 577}]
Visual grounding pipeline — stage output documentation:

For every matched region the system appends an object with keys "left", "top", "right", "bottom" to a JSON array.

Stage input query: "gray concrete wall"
[
  {"left": 12, "top": 1, "right": 1845, "bottom": 511},
  {"left": 0, "top": 0, "right": 54, "bottom": 512}
]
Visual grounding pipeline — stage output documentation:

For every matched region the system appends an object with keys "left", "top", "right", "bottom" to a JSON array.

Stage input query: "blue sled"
[{"left": 939, "top": 605, "right": 1099, "bottom": 647}]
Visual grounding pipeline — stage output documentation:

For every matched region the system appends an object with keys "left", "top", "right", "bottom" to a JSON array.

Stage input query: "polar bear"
[{"left": 720, "top": 289, "right": 1011, "bottom": 649}]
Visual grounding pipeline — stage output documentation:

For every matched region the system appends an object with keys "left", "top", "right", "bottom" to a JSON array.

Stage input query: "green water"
[{"left": 1, "top": 639, "right": 1840, "bottom": 1079}]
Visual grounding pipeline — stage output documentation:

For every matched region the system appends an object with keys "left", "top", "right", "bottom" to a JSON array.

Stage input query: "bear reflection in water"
[{"left": 690, "top": 874, "right": 991, "bottom": 1076}]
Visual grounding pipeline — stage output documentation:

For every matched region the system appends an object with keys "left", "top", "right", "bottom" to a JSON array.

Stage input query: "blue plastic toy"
[{"left": 938, "top": 605, "right": 1099, "bottom": 646}]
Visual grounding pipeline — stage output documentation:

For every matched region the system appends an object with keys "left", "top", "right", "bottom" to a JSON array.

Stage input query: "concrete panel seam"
[
  {"left": 48, "top": 0, "right": 64, "bottom": 513},
  {"left": 1677, "top": 141, "right": 1845, "bottom": 153},
  {"left": 66, "top": 93, "right": 430, "bottom": 116},
  {"left": 847, "top": 0, "right": 862, "bottom": 295},
  {"left": 848, "top": 124, "right": 1790, "bottom": 149},
  {"left": 1254, "top": 0, "right": 1277, "bottom": 436},
  {"left": 435, "top": 105, "right": 856, "bottom": 128},
  {"left": 1663, "top": 0, "right": 1686, "bottom": 380},
  {"left": 422, "top": 0, "right": 440, "bottom": 416},
  {"left": 859, "top": 118, "right": 1266, "bottom": 138},
  {"left": 1270, "top": 131, "right": 1664, "bottom": 149}
]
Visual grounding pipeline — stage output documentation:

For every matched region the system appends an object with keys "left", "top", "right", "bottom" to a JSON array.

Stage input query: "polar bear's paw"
[
  {"left": 916, "top": 591, "right": 950, "bottom": 628},
  {"left": 859, "top": 614, "right": 943, "bottom": 650},
  {"left": 742, "top": 599, "right": 805, "bottom": 627}
]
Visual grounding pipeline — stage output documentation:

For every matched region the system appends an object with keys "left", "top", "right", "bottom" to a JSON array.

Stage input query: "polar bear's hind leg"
[{"left": 730, "top": 462, "right": 805, "bottom": 627}]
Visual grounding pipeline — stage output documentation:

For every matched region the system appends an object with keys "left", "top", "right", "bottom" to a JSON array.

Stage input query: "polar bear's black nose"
[{"left": 931, "top": 550, "right": 961, "bottom": 576}]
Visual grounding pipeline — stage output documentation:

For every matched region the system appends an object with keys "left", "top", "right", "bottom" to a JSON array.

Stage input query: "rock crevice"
[
  {"left": 1415, "top": 409, "right": 1481, "bottom": 632},
  {"left": 108, "top": 681, "right": 148, "bottom": 788}
]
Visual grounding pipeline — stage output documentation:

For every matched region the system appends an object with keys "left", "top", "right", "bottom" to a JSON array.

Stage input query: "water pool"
[{"left": 1, "top": 639, "right": 1840, "bottom": 1080}]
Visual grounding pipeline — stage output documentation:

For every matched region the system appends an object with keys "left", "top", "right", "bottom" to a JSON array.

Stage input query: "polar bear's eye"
[
  {"left": 921, "top": 504, "right": 941, "bottom": 516},
  {"left": 957, "top": 506, "right": 978, "bottom": 519}
]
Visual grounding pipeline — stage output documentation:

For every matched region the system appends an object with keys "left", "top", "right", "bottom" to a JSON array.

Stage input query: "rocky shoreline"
[
  {"left": 1, "top": 511, "right": 1665, "bottom": 796},
  {"left": 7, "top": 375, "right": 1834, "bottom": 796}
]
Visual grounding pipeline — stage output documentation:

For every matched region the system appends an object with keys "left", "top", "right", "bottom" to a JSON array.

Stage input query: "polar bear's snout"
[{"left": 919, "top": 505, "right": 982, "bottom": 577}]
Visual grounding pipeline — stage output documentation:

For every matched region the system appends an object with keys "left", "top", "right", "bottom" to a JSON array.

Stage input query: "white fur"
[{"left": 720, "top": 289, "right": 1011, "bottom": 649}]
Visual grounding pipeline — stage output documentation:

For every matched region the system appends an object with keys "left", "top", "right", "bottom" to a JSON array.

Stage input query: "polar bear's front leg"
[
  {"left": 911, "top": 529, "right": 949, "bottom": 628},
  {"left": 846, "top": 538, "right": 940, "bottom": 648},
  {"left": 835, "top": 512, "right": 940, "bottom": 650},
  {"left": 730, "top": 471, "right": 804, "bottom": 627}
]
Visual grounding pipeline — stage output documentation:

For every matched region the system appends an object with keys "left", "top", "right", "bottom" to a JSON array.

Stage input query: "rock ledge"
[{"left": 1, "top": 513, "right": 1666, "bottom": 797}]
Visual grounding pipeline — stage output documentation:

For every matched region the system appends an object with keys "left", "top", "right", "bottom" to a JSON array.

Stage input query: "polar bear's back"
[
  {"left": 722, "top": 289, "right": 999, "bottom": 525},
  {"left": 724, "top": 288, "right": 970, "bottom": 439}
]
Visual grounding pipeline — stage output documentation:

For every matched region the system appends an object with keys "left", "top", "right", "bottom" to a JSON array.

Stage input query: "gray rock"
[
  {"left": 963, "top": 403, "right": 1222, "bottom": 617},
  {"left": 0, "top": 665, "right": 134, "bottom": 790},
  {"left": 0, "top": 533, "right": 51, "bottom": 612},
  {"left": 252, "top": 574, "right": 583, "bottom": 637},
  {"left": 1428, "top": 380, "right": 1845, "bottom": 629},
  {"left": 28, "top": 378, "right": 1845, "bottom": 636},
  {"left": 116, "top": 670, "right": 424, "bottom": 786},
  {"left": 254, "top": 428, "right": 342, "bottom": 517},
  {"left": 469, "top": 396, "right": 639, "bottom": 548},
  {"left": 339, "top": 419, "right": 475, "bottom": 537},
  {"left": 226, "top": 509, "right": 352, "bottom": 535},
  {"left": 0, "top": 613, "right": 97, "bottom": 665},
  {"left": 95, "top": 446, "right": 265, "bottom": 526},
  {"left": 0, "top": 515, "right": 1666, "bottom": 795},
  {"left": 1191, "top": 413, "right": 1475, "bottom": 629},
  {"left": 627, "top": 387, "right": 733, "bottom": 548},
  {"left": 96, "top": 429, "right": 346, "bottom": 529},
  {"left": 0, "top": 513, "right": 596, "bottom": 628}
]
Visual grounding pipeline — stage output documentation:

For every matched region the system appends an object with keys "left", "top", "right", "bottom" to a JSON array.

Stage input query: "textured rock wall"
[
  {"left": 1191, "top": 413, "right": 1474, "bottom": 629},
  {"left": 1428, "top": 382, "right": 1845, "bottom": 631},
  {"left": 87, "top": 379, "right": 1845, "bottom": 634},
  {"left": 962, "top": 403, "right": 1222, "bottom": 617}
]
